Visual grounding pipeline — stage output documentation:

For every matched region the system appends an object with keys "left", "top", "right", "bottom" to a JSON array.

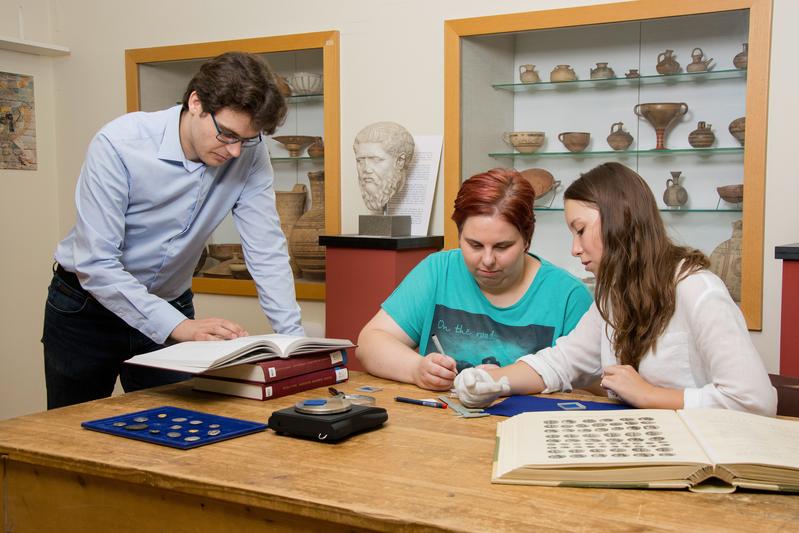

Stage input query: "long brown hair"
[
  {"left": 452, "top": 168, "right": 536, "bottom": 248},
  {"left": 564, "top": 163, "right": 709, "bottom": 368}
]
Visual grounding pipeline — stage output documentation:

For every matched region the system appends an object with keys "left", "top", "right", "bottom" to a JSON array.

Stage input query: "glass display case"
[
  {"left": 125, "top": 32, "right": 340, "bottom": 301},
  {"left": 444, "top": 0, "right": 772, "bottom": 329}
]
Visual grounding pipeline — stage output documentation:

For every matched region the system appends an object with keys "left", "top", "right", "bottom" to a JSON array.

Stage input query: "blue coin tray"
[{"left": 81, "top": 405, "right": 267, "bottom": 449}]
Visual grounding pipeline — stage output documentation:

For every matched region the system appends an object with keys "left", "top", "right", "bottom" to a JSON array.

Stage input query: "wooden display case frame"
[
  {"left": 125, "top": 31, "right": 341, "bottom": 301},
  {"left": 444, "top": 0, "right": 772, "bottom": 329}
]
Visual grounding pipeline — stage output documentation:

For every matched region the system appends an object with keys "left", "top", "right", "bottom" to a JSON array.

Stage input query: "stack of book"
[
  {"left": 125, "top": 334, "right": 354, "bottom": 400},
  {"left": 193, "top": 350, "right": 349, "bottom": 400}
]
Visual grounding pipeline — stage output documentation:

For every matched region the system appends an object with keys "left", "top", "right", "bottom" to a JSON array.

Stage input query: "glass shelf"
[
  {"left": 534, "top": 207, "right": 742, "bottom": 213},
  {"left": 493, "top": 68, "right": 746, "bottom": 92},
  {"left": 270, "top": 155, "right": 323, "bottom": 162},
  {"left": 490, "top": 147, "right": 744, "bottom": 158},
  {"left": 287, "top": 93, "right": 323, "bottom": 103}
]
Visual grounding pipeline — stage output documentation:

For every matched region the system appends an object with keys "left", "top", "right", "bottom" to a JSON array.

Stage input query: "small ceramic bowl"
[
  {"left": 273, "top": 135, "right": 318, "bottom": 157},
  {"left": 717, "top": 184, "right": 743, "bottom": 204},
  {"left": 288, "top": 72, "right": 323, "bottom": 95},
  {"left": 207, "top": 243, "right": 243, "bottom": 262}
]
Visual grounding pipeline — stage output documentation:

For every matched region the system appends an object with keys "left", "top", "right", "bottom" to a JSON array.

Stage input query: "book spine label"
[{"left": 264, "top": 367, "right": 348, "bottom": 399}]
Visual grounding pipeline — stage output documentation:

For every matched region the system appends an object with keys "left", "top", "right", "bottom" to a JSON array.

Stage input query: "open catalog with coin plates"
[
  {"left": 492, "top": 408, "right": 799, "bottom": 493},
  {"left": 125, "top": 334, "right": 354, "bottom": 374}
]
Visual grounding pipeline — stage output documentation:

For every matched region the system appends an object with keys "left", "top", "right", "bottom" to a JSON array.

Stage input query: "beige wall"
[{"left": 1, "top": 0, "right": 797, "bottom": 419}]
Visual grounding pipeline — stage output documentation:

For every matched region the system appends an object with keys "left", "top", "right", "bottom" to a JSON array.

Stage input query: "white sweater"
[{"left": 520, "top": 269, "right": 777, "bottom": 416}]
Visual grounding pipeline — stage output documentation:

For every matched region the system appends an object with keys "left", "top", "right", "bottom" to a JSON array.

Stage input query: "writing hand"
[
  {"left": 170, "top": 318, "right": 249, "bottom": 342},
  {"left": 413, "top": 353, "right": 457, "bottom": 391}
]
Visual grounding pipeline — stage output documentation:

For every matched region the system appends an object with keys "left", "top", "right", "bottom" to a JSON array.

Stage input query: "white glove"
[{"left": 454, "top": 368, "right": 511, "bottom": 408}]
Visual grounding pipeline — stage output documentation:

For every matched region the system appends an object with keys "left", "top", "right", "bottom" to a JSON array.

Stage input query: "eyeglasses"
[{"left": 210, "top": 112, "right": 262, "bottom": 147}]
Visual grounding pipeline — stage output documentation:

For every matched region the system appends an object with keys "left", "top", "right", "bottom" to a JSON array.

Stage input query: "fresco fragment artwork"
[{"left": 0, "top": 72, "right": 36, "bottom": 170}]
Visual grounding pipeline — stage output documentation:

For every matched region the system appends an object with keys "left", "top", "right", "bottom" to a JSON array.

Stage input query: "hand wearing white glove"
[{"left": 454, "top": 368, "right": 511, "bottom": 408}]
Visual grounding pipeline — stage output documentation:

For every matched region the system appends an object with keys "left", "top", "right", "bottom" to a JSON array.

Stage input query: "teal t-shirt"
[{"left": 382, "top": 249, "right": 592, "bottom": 372}]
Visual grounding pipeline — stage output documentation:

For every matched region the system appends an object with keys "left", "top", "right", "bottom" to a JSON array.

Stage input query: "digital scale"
[{"left": 268, "top": 396, "right": 388, "bottom": 442}]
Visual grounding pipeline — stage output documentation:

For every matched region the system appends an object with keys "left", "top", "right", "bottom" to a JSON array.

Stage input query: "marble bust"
[{"left": 353, "top": 122, "right": 415, "bottom": 214}]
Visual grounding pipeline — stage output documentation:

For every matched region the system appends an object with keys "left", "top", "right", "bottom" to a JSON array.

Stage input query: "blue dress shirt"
[{"left": 55, "top": 106, "right": 304, "bottom": 343}]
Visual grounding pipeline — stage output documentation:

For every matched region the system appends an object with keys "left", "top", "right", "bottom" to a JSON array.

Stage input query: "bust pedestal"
[
  {"left": 319, "top": 235, "right": 444, "bottom": 371},
  {"left": 776, "top": 243, "right": 799, "bottom": 377}
]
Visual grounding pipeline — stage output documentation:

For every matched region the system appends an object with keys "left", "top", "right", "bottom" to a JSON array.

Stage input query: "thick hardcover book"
[
  {"left": 493, "top": 408, "right": 799, "bottom": 492},
  {"left": 125, "top": 334, "right": 354, "bottom": 374},
  {"left": 192, "top": 366, "right": 349, "bottom": 401},
  {"left": 201, "top": 351, "right": 346, "bottom": 383}
]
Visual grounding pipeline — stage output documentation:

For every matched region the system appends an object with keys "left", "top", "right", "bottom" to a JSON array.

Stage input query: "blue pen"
[{"left": 394, "top": 396, "right": 448, "bottom": 409}]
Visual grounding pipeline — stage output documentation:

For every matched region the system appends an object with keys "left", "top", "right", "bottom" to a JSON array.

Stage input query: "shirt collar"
[{"left": 158, "top": 105, "right": 205, "bottom": 172}]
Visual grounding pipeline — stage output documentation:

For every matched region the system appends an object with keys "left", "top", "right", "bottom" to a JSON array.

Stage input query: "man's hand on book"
[
  {"left": 454, "top": 368, "right": 510, "bottom": 408},
  {"left": 170, "top": 318, "right": 249, "bottom": 342}
]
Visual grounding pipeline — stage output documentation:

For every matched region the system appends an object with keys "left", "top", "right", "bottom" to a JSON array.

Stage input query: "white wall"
[{"left": 1, "top": 0, "right": 796, "bottom": 420}]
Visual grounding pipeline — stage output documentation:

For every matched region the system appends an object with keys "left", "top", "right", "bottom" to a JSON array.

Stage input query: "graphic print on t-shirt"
[{"left": 426, "top": 304, "right": 554, "bottom": 370}]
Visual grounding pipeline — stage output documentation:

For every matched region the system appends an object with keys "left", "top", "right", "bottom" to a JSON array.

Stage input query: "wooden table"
[{"left": 1, "top": 372, "right": 798, "bottom": 532}]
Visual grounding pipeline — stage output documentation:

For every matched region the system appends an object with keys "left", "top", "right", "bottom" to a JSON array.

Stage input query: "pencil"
[
  {"left": 394, "top": 396, "right": 448, "bottom": 409},
  {"left": 431, "top": 334, "right": 447, "bottom": 355}
]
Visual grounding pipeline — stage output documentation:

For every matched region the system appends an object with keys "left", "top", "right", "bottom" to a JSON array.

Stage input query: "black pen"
[{"left": 394, "top": 396, "right": 448, "bottom": 409}]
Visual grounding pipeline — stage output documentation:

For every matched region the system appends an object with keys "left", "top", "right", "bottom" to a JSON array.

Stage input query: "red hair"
[{"left": 452, "top": 168, "right": 536, "bottom": 246}]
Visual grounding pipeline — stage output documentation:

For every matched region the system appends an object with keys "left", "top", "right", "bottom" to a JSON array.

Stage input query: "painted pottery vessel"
[
  {"left": 558, "top": 131, "right": 590, "bottom": 153},
  {"left": 519, "top": 64, "right": 540, "bottom": 83},
  {"left": 276, "top": 183, "right": 307, "bottom": 278},
  {"left": 656, "top": 49, "right": 680, "bottom": 74},
  {"left": 502, "top": 131, "right": 546, "bottom": 153},
  {"left": 606, "top": 122, "right": 633, "bottom": 151},
  {"left": 590, "top": 62, "right": 615, "bottom": 79},
  {"left": 550, "top": 64, "right": 577, "bottom": 82},
  {"left": 733, "top": 43, "right": 748, "bottom": 70},
  {"left": 634, "top": 102, "right": 688, "bottom": 150},
  {"left": 688, "top": 121, "right": 715, "bottom": 148},
  {"left": 663, "top": 171, "right": 688, "bottom": 207},
  {"left": 289, "top": 171, "right": 326, "bottom": 280},
  {"left": 686, "top": 47, "right": 713, "bottom": 73},
  {"left": 729, "top": 117, "right": 746, "bottom": 146},
  {"left": 709, "top": 219, "right": 743, "bottom": 303}
]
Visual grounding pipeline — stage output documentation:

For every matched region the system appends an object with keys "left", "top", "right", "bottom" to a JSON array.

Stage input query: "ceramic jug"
[
  {"left": 688, "top": 121, "right": 715, "bottom": 148},
  {"left": 729, "top": 117, "right": 746, "bottom": 146},
  {"left": 686, "top": 48, "right": 713, "bottom": 73},
  {"left": 663, "top": 171, "right": 688, "bottom": 207},
  {"left": 625, "top": 69, "right": 640, "bottom": 78},
  {"left": 289, "top": 171, "right": 326, "bottom": 280},
  {"left": 590, "top": 62, "right": 615, "bottom": 80},
  {"left": 550, "top": 64, "right": 577, "bottom": 82},
  {"left": 733, "top": 43, "right": 748, "bottom": 70},
  {"left": 606, "top": 122, "right": 633, "bottom": 151},
  {"left": 656, "top": 49, "right": 680, "bottom": 74},
  {"left": 519, "top": 64, "right": 540, "bottom": 83}
]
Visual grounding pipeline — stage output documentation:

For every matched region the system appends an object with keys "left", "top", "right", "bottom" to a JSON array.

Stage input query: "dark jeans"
[{"left": 42, "top": 266, "right": 194, "bottom": 409}]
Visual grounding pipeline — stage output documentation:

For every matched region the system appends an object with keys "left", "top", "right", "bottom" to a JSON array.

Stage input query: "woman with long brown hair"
[
  {"left": 454, "top": 162, "right": 776, "bottom": 416},
  {"left": 357, "top": 168, "right": 592, "bottom": 391}
]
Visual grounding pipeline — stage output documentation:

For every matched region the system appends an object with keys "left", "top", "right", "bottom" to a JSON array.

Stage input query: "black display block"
[{"left": 319, "top": 234, "right": 444, "bottom": 251}]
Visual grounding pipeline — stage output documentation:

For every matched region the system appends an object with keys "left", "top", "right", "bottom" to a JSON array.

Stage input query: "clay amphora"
[
  {"left": 709, "top": 219, "right": 743, "bottom": 303},
  {"left": 550, "top": 64, "right": 577, "bottom": 82},
  {"left": 688, "top": 121, "right": 715, "bottom": 148},
  {"left": 625, "top": 69, "right": 640, "bottom": 78},
  {"left": 656, "top": 49, "right": 680, "bottom": 74},
  {"left": 519, "top": 64, "right": 540, "bottom": 83},
  {"left": 276, "top": 183, "right": 307, "bottom": 278},
  {"left": 590, "top": 62, "right": 615, "bottom": 80},
  {"left": 733, "top": 43, "right": 748, "bottom": 70},
  {"left": 289, "top": 171, "right": 326, "bottom": 280},
  {"left": 686, "top": 47, "right": 713, "bottom": 73},
  {"left": 606, "top": 122, "right": 633, "bottom": 151},
  {"left": 663, "top": 171, "right": 688, "bottom": 207}
]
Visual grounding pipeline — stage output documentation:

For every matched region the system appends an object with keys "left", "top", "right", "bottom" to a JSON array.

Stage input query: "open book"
[
  {"left": 493, "top": 408, "right": 799, "bottom": 492},
  {"left": 125, "top": 334, "right": 354, "bottom": 374}
]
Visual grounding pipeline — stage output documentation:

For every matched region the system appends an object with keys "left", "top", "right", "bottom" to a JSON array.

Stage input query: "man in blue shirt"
[{"left": 42, "top": 52, "right": 304, "bottom": 409}]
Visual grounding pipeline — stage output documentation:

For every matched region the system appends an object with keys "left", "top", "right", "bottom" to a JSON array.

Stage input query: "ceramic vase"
[
  {"left": 606, "top": 122, "right": 633, "bottom": 151},
  {"left": 709, "top": 219, "right": 743, "bottom": 303},
  {"left": 276, "top": 183, "right": 307, "bottom": 278},
  {"left": 663, "top": 171, "right": 688, "bottom": 207},
  {"left": 729, "top": 117, "right": 746, "bottom": 146},
  {"left": 656, "top": 49, "right": 680, "bottom": 74},
  {"left": 519, "top": 64, "right": 540, "bottom": 83},
  {"left": 289, "top": 171, "right": 326, "bottom": 280},
  {"left": 733, "top": 43, "right": 748, "bottom": 70},
  {"left": 688, "top": 121, "right": 715, "bottom": 148},
  {"left": 590, "top": 62, "right": 615, "bottom": 79}
]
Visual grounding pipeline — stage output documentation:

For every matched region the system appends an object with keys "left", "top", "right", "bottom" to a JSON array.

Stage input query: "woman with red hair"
[{"left": 357, "top": 168, "right": 592, "bottom": 391}]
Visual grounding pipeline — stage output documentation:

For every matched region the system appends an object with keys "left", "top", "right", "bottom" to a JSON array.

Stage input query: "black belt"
[{"left": 54, "top": 264, "right": 88, "bottom": 294}]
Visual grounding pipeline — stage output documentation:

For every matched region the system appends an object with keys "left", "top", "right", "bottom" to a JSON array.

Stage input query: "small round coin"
[
  {"left": 133, "top": 416, "right": 148, "bottom": 423},
  {"left": 172, "top": 417, "right": 188, "bottom": 422},
  {"left": 170, "top": 425, "right": 182, "bottom": 430},
  {"left": 157, "top": 413, "right": 167, "bottom": 418},
  {"left": 149, "top": 429, "right": 161, "bottom": 434},
  {"left": 184, "top": 436, "right": 201, "bottom": 442},
  {"left": 113, "top": 421, "right": 127, "bottom": 427},
  {"left": 208, "top": 424, "right": 221, "bottom": 429},
  {"left": 123, "top": 423, "right": 148, "bottom": 431},
  {"left": 207, "top": 429, "right": 221, "bottom": 436},
  {"left": 188, "top": 429, "right": 199, "bottom": 434},
  {"left": 189, "top": 420, "right": 203, "bottom": 425},
  {"left": 167, "top": 432, "right": 181, "bottom": 438}
]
